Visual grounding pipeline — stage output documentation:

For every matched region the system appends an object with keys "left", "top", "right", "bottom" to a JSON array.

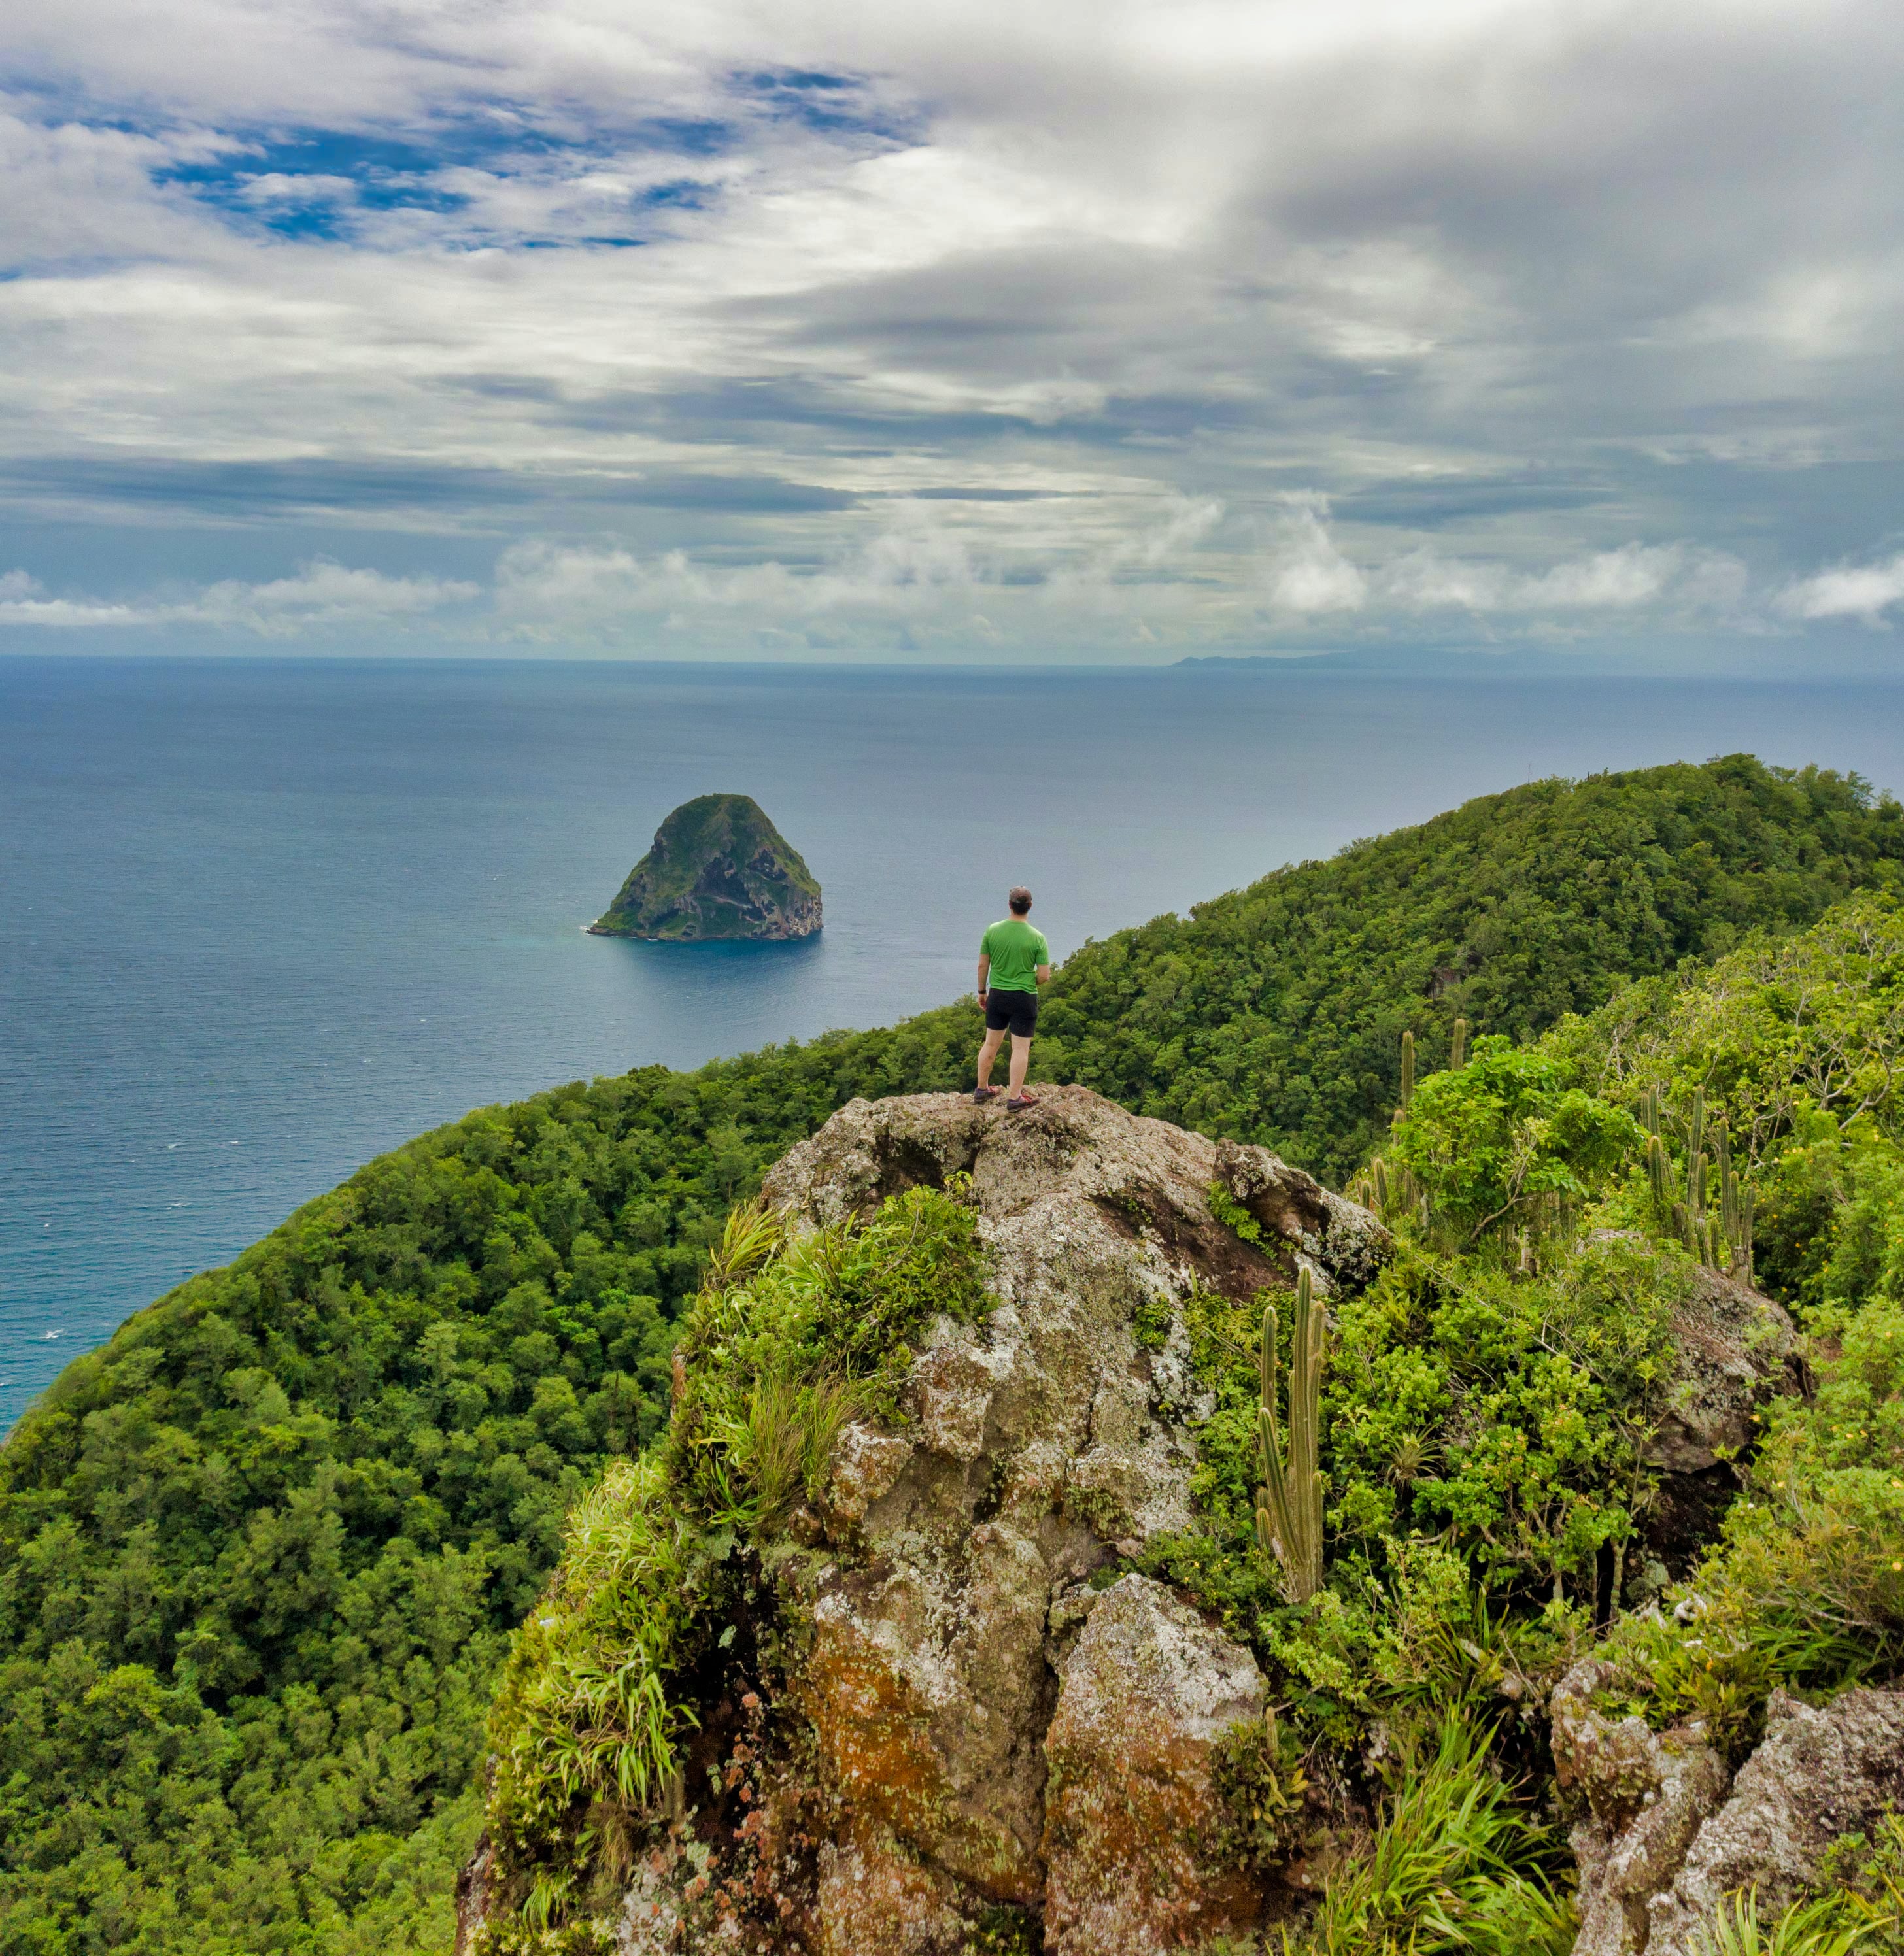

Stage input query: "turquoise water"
[{"left": 6, "top": 654, "right": 1904, "bottom": 1432}]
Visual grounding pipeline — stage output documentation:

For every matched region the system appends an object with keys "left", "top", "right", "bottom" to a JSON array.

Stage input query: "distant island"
[{"left": 588, "top": 792, "right": 822, "bottom": 941}]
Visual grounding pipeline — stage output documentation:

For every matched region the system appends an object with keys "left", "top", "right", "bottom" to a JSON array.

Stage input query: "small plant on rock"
[{"left": 1211, "top": 1707, "right": 1311, "bottom": 1871}]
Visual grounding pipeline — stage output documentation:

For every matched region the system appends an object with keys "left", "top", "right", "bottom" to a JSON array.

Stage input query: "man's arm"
[
  {"left": 1035, "top": 963, "right": 1053, "bottom": 985},
  {"left": 977, "top": 953, "right": 991, "bottom": 1002}
]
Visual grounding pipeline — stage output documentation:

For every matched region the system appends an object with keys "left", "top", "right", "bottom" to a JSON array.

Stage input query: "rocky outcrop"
[
  {"left": 1551, "top": 1658, "right": 1731, "bottom": 1956},
  {"left": 1644, "top": 1686, "right": 1904, "bottom": 1955},
  {"left": 1642, "top": 1260, "right": 1798, "bottom": 1477},
  {"left": 766, "top": 1089, "right": 1390, "bottom": 1951},
  {"left": 770, "top": 1086, "right": 1391, "bottom": 1299},
  {"left": 1574, "top": 1238, "right": 1801, "bottom": 1577},
  {"left": 602, "top": 1087, "right": 1391, "bottom": 1953},
  {"left": 1554, "top": 1660, "right": 1904, "bottom": 1956},
  {"left": 589, "top": 793, "right": 822, "bottom": 941}
]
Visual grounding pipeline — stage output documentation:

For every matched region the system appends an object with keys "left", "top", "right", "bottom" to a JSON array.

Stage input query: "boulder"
[
  {"left": 1644, "top": 1686, "right": 1904, "bottom": 1956},
  {"left": 1574, "top": 1239, "right": 1801, "bottom": 1575},
  {"left": 768, "top": 1090, "right": 1390, "bottom": 1949},
  {"left": 1550, "top": 1659, "right": 1730, "bottom": 1956},
  {"left": 1042, "top": 1574, "right": 1268, "bottom": 1954},
  {"left": 1642, "top": 1262, "right": 1798, "bottom": 1477},
  {"left": 1553, "top": 1662, "right": 1904, "bottom": 1956}
]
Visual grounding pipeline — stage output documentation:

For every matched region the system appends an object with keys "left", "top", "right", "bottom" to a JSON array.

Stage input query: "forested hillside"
[{"left": 2, "top": 755, "right": 1897, "bottom": 1953}]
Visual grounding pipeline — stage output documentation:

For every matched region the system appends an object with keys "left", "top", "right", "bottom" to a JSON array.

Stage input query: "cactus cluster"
[
  {"left": 1350, "top": 1153, "right": 1427, "bottom": 1230},
  {"left": 1639, "top": 1083, "right": 1754, "bottom": 1280},
  {"left": 1368, "top": 1024, "right": 1471, "bottom": 1228},
  {"left": 1255, "top": 1265, "right": 1326, "bottom": 1604}
]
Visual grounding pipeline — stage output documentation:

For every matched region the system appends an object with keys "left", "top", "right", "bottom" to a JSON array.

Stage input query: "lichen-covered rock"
[
  {"left": 762, "top": 1090, "right": 1391, "bottom": 1945},
  {"left": 1042, "top": 1574, "right": 1268, "bottom": 1954},
  {"left": 1642, "top": 1262, "right": 1798, "bottom": 1476},
  {"left": 1550, "top": 1666, "right": 1904, "bottom": 1956},
  {"left": 811, "top": 1835, "right": 970, "bottom": 1956},
  {"left": 1214, "top": 1137, "right": 1393, "bottom": 1290},
  {"left": 663, "top": 1087, "right": 1385, "bottom": 1950},
  {"left": 1550, "top": 1659, "right": 1730, "bottom": 1956},
  {"left": 1644, "top": 1686, "right": 1904, "bottom": 1956},
  {"left": 439, "top": 1090, "right": 1387, "bottom": 1952},
  {"left": 454, "top": 1842, "right": 494, "bottom": 1956}
]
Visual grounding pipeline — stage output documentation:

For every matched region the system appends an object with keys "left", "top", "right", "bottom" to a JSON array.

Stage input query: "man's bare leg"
[
  {"left": 1006, "top": 1032, "right": 1033, "bottom": 1099},
  {"left": 977, "top": 1026, "right": 1007, "bottom": 1091}
]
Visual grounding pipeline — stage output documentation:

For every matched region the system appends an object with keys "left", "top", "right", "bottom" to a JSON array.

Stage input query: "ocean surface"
[{"left": 6, "top": 654, "right": 1904, "bottom": 1432}]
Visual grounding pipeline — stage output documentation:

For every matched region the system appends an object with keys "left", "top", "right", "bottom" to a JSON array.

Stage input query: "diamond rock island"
[{"left": 588, "top": 794, "right": 823, "bottom": 942}]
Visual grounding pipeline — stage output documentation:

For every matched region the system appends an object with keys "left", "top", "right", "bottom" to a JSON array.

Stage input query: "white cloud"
[
  {"left": 0, "top": 525, "right": 1890, "bottom": 652},
  {"left": 0, "top": 3, "right": 1901, "bottom": 657},
  {"left": 1777, "top": 552, "right": 1904, "bottom": 626},
  {"left": 1378, "top": 541, "right": 1748, "bottom": 617},
  {"left": 180, "top": 562, "right": 479, "bottom": 632},
  {"left": 494, "top": 503, "right": 989, "bottom": 637},
  {"left": 1259, "top": 495, "right": 1369, "bottom": 614},
  {"left": 0, "top": 569, "right": 144, "bottom": 626},
  {"left": 0, "top": 560, "right": 477, "bottom": 634}
]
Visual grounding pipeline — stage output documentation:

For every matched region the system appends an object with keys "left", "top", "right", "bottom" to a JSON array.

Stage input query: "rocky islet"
[{"left": 590, "top": 793, "right": 823, "bottom": 941}]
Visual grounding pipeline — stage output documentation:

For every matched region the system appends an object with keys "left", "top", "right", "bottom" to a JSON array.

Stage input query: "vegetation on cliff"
[
  {"left": 477, "top": 888, "right": 1904, "bottom": 1953},
  {"left": 590, "top": 794, "right": 822, "bottom": 941},
  {"left": 481, "top": 1186, "right": 989, "bottom": 1941},
  {"left": 3, "top": 754, "right": 1901, "bottom": 1953}
]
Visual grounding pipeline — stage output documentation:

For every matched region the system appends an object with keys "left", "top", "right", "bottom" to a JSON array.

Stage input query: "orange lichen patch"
[
  {"left": 1040, "top": 1576, "right": 1271, "bottom": 1951},
  {"left": 800, "top": 1607, "right": 1040, "bottom": 1906},
  {"left": 802, "top": 1625, "right": 948, "bottom": 1837},
  {"left": 815, "top": 1833, "right": 965, "bottom": 1956},
  {"left": 1043, "top": 1731, "right": 1263, "bottom": 1951}
]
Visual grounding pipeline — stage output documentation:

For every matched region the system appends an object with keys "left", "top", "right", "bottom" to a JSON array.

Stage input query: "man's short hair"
[{"left": 1008, "top": 886, "right": 1032, "bottom": 914}]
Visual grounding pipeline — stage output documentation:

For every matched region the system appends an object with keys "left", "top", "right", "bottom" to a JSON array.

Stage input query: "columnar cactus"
[
  {"left": 1645, "top": 1132, "right": 1674, "bottom": 1211},
  {"left": 1449, "top": 1017, "right": 1469, "bottom": 1071},
  {"left": 1399, "top": 1030, "right": 1416, "bottom": 1112},
  {"left": 1256, "top": 1266, "right": 1326, "bottom": 1606}
]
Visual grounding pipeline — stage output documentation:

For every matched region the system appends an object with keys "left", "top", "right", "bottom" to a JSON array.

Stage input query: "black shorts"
[{"left": 984, "top": 988, "right": 1039, "bottom": 1036}]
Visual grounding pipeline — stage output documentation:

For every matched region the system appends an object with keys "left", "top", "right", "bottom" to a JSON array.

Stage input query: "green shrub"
[
  {"left": 1389, "top": 1037, "right": 1644, "bottom": 1245},
  {"left": 1693, "top": 1888, "right": 1878, "bottom": 1956},
  {"left": 1592, "top": 1390, "right": 1904, "bottom": 1754},
  {"left": 1211, "top": 1710, "right": 1311, "bottom": 1871}
]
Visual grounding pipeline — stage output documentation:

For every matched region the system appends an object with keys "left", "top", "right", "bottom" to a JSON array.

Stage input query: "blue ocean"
[{"left": 7, "top": 654, "right": 1904, "bottom": 1432}]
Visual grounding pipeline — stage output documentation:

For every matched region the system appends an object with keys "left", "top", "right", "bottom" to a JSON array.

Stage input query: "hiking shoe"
[
  {"left": 1006, "top": 1092, "right": 1040, "bottom": 1110},
  {"left": 973, "top": 1087, "right": 1000, "bottom": 1103}
]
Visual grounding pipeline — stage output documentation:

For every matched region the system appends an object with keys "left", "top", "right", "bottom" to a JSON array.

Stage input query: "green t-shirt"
[{"left": 981, "top": 917, "right": 1050, "bottom": 994}]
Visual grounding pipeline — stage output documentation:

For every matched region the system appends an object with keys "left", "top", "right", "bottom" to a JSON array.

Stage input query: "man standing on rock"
[{"left": 974, "top": 886, "right": 1053, "bottom": 1110}]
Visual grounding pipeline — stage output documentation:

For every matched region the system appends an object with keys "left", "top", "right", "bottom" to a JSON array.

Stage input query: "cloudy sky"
[{"left": 2, "top": 0, "right": 1901, "bottom": 662}]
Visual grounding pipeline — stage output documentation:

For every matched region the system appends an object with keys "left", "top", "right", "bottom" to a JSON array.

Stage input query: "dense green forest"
[{"left": 2, "top": 755, "right": 1899, "bottom": 1953}]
